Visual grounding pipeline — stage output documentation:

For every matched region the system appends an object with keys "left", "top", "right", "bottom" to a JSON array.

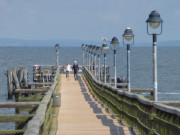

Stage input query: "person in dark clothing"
[{"left": 72, "top": 61, "right": 79, "bottom": 80}]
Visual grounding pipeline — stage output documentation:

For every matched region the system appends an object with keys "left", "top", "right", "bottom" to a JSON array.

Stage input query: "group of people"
[{"left": 65, "top": 61, "right": 79, "bottom": 81}]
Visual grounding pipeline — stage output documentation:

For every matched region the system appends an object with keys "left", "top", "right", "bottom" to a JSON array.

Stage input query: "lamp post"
[
  {"left": 85, "top": 45, "right": 88, "bottom": 68},
  {"left": 96, "top": 45, "right": 101, "bottom": 81},
  {"left": 92, "top": 45, "right": 97, "bottom": 76},
  {"left": 90, "top": 45, "right": 94, "bottom": 73},
  {"left": 82, "top": 44, "right": 86, "bottom": 67},
  {"left": 110, "top": 37, "right": 119, "bottom": 88},
  {"left": 88, "top": 45, "right": 92, "bottom": 71},
  {"left": 55, "top": 44, "right": 59, "bottom": 67},
  {"left": 146, "top": 10, "right": 163, "bottom": 101},
  {"left": 87, "top": 45, "right": 90, "bottom": 69},
  {"left": 102, "top": 43, "right": 109, "bottom": 83},
  {"left": 122, "top": 27, "right": 134, "bottom": 93}
]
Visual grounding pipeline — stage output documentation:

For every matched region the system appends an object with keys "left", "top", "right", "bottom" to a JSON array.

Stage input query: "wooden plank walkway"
[{"left": 57, "top": 74, "right": 135, "bottom": 135}]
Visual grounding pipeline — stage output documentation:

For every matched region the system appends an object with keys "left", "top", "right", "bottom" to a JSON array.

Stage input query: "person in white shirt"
[{"left": 66, "top": 64, "right": 71, "bottom": 81}]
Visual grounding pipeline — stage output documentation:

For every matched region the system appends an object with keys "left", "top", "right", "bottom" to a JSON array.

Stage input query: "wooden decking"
[{"left": 57, "top": 74, "right": 134, "bottom": 135}]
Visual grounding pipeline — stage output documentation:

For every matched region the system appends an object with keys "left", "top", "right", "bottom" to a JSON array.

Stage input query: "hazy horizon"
[{"left": 0, "top": 38, "right": 179, "bottom": 47}]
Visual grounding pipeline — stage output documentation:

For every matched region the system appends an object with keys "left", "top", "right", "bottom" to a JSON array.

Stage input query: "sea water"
[{"left": 0, "top": 46, "right": 180, "bottom": 129}]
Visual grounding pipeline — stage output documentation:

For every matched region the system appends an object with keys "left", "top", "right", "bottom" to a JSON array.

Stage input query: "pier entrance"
[{"left": 56, "top": 74, "right": 134, "bottom": 135}]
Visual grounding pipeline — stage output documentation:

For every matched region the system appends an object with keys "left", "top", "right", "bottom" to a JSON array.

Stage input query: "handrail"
[
  {"left": 83, "top": 67, "right": 180, "bottom": 135},
  {"left": 24, "top": 66, "right": 60, "bottom": 135}
]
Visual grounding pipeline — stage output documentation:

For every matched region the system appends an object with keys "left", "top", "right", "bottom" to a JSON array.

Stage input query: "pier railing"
[
  {"left": 83, "top": 67, "right": 180, "bottom": 135},
  {"left": 24, "top": 66, "right": 60, "bottom": 135},
  {"left": 0, "top": 66, "right": 60, "bottom": 135}
]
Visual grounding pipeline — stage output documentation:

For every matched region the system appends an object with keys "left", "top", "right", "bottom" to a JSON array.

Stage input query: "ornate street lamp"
[
  {"left": 122, "top": 27, "right": 134, "bottom": 93},
  {"left": 110, "top": 37, "right": 119, "bottom": 88},
  {"left": 102, "top": 43, "right": 109, "bottom": 83},
  {"left": 55, "top": 44, "right": 59, "bottom": 67},
  {"left": 96, "top": 45, "right": 101, "bottom": 81},
  {"left": 146, "top": 10, "right": 163, "bottom": 101},
  {"left": 82, "top": 44, "right": 86, "bottom": 66}
]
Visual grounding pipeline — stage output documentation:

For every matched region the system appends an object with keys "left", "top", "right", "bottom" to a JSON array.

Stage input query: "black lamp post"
[
  {"left": 122, "top": 27, "right": 134, "bottom": 93},
  {"left": 55, "top": 44, "right": 59, "bottom": 67},
  {"left": 82, "top": 44, "right": 86, "bottom": 67},
  {"left": 110, "top": 37, "right": 119, "bottom": 88},
  {"left": 102, "top": 43, "right": 109, "bottom": 83},
  {"left": 96, "top": 45, "right": 101, "bottom": 81},
  {"left": 146, "top": 10, "right": 163, "bottom": 101}
]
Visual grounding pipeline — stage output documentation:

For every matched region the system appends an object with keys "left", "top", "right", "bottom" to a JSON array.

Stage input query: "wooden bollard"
[
  {"left": 7, "top": 70, "right": 13, "bottom": 99},
  {"left": 6, "top": 67, "right": 29, "bottom": 99},
  {"left": 23, "top": 67, "right": 28, "bottom": 87},
  {"left": 12, "top": 68, "right": 20, "bottom": 90},
  {"left": 18, "top": 67, "right": 24, "bottom": 87}
]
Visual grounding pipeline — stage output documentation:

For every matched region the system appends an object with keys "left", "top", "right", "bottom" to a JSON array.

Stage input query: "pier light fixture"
[
  {"left": 110, "top": 37, "right": 119, "bottom": 49},
  {"left": 102, "top": 43, "right": 109, "bottom": 83},
  {"left": 122, "top": 27, "right": 134, "bottom": 93},
  {"left": 96, "top": 45, "right": 101, "bottom": 81},
  {"left": 102, "top": 43, "right": 109, "bottom": 53},
  {"left": 146, "top": 10, "right": 163, "bottom": 32},
  {"left": 55, "top": 43, "right": 59, "bottom": 67},
  {"left": 146, "top": 10, "right": 163, "bottom": 101},
  {"left": 110, "top": 37, "right": 119, "bottom": 88},
  {"left": 82, "top": 44, "right": 86, "bottom": 66},
  {"left": 55, "top": 43, "right": 59, "bottom": 50}
]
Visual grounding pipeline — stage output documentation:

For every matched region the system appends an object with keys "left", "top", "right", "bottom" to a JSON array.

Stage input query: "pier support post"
[
  {"left": 98, "top": 54, "right": 100, "bottom": 81},
  {"left": 153, "top": 34, "right": 158, "bottom": 101},
  {"left": 86, "top": 50, "right": 88, "bottom": 68},
  {"left": 89, "top": 51, "right": 91, "bottom": 70},
  {"left": 12, "top": 68, "right": 20, "bottom": 90},
  {"left": 82, "top": 50, "right": 84, "bottom": 66},
  {"left": 104, "top": 53, "right": 107, "bottom": 83},
  {"left": 55, "top": 44, "right": 59, "bottom": 67},
  {"left": 7, "top": 70, "right": 13, "bottom": 99},
  {"left": 127, "top": 44, "right": 131, "bottom": 92},
  {"left": 114, "top": 50, "right": 117, "bottom": 88},
  {"left": 23, "top": 67, "right": 28, "bottom": 88},
  {"left": 94, "top": 53, "right": 96, "bottom": 77}
]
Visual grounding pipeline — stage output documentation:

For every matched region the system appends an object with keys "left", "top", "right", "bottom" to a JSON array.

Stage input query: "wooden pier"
[
  {"left": 57, "top": 74, "right": 135, "bottom": 135},
  {"left": 0, "top": 65, "right": 180, "bottom": 135}
]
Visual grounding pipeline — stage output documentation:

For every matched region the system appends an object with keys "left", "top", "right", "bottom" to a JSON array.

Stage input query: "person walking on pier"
[
  {"left": 65, "top": 64, "right": 71, "bottom": 81},
  {"left": 72, "top": 61, "right": 79, "bottom": 80}
]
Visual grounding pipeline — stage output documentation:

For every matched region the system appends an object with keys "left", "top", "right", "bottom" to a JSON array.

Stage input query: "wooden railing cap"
[{"left": 154, "top": 103, "right": 180, "bottom": 116}]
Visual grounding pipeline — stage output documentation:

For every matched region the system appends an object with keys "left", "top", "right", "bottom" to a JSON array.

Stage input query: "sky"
[{"left": 0, "top": 0, "right": 180, "bottom": 44}]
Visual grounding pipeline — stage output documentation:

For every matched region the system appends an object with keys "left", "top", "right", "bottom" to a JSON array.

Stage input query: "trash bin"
[
  {"left": 117, "top": 77, "right": 127, "bottom": 88},
  {"left": 53, "top": 93, "right": 61, "bottom": 107}
]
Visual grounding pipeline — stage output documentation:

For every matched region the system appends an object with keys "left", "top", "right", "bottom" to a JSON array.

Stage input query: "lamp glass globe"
[
  {"left": 124, "top": 36, "right": 133, "bottom": 41},
  {"left": 149, "top": 22, "right": 160, "bottom": 29}
]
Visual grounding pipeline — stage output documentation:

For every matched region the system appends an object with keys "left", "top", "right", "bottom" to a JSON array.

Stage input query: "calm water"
[{"left": 0, "top": 46, "right": 180, "bottom": 129}]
